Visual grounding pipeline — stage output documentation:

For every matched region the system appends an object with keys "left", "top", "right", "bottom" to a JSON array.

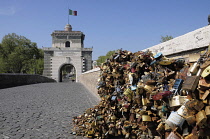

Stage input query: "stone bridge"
[{"left": 0, "top": 25, "right": 210, "bottom": 139}]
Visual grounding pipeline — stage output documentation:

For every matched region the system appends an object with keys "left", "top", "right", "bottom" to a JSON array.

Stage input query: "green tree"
[
  {"left": 96, "top": 50, "right": 116, "bottom": 66},
  {"left": 0, "top": 44, "right": 5, "bottom": 72},
  {"left": 35, "top": 58, "right": 44, "bottom": 75},
  {"left": 97, "top": 56, "right": 107, "bottom": 66},
  {"left": 160, "top": 35, "right": 173, "bottom": 43},
  {"left": 106, "top": 50, "right": 116, "bottom": 58},
  {"left": 0, "top": 33, "right": 44, "bottom": 74}
]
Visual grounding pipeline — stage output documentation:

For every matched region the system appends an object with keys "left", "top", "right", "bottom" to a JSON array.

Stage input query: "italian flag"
[{"left": 69, "top": 9, "right": 77, "bottom": 16}]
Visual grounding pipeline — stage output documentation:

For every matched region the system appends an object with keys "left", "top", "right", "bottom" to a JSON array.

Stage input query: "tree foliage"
[
  {"left": 160, "top": 35, "right": 173, "bottom": 43},
  {"left": 96, "top": 50, "right": 116, "bottom": 66},
  {"left": 0, "top": 33, "right": 44, "bottom": 74}
]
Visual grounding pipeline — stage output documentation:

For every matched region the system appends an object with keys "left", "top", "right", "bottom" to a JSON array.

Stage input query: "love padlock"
[
  {"left": 196, "top": 110, "right": 207, "bottom": 127},
  {"left": 165, "top": 111, "right": 185, "bottom": 129}
]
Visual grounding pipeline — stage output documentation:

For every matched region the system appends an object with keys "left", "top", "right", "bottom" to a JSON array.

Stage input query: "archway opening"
[
  {"left": 65, "top": 41, "right": 70, "bottom": 47},
  {"left": 59, "top": 64, "right": 76, "bottom": 82}
]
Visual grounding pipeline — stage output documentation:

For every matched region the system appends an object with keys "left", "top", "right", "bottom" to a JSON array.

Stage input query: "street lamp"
[{"left": 33, "top": 54, "right": 36, "bottom": 74}]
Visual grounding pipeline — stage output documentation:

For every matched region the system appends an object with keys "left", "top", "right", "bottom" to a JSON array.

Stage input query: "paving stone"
[{"left": 0, "top": 82, "right": 99, "bottom": 139}]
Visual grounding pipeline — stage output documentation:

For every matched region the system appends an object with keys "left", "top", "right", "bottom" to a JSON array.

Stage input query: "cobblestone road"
[{"left": 0, "top": 82, "right": 100, "bottom": 139}]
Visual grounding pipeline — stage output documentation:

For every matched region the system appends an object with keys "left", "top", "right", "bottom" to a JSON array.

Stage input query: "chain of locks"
[{"left": 72, "top": 48, "right": 210, "bottom": 139}]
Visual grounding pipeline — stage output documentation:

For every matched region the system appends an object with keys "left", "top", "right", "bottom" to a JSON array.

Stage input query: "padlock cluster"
[{"left": 72, "top": 49, "right": 210, "bottom": 139}]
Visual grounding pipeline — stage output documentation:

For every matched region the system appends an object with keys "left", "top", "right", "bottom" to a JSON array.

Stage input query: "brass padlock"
[
  {"left": 200, "top": 56, "right": 210, "bottom": 69},
  {"left": 142, "top": 97, "right": 147, "bottom": 106},
  {"left": 169, "top": 95, "right": 187, "bottom": 107},
  {"left": 201, "top": 90, "right": 210, "bottom": 100},
  {"left": 182, "top": 76, "right": 200, "bottom": 92},
  {"left": 201, "top": 65, "right": 210, "bottom": 78},
  {"left": 123, "top": 88, "right": 133, "bottom": 101},
  {"left": 196, "top": 110, "right": 207, "bottom": 127},
  {"left": 159, "top": 59, "right": 172, "bottom": 66},
  {"left": 185, "top": 99, "right": 197, "bottom": 111},
  {"left": 185, "top": 115, "right": 196, "bottom": 126},
  {"left": 194, "top": 100, "right": 204, "bottom": 111},
  {"left": 142, "top": 115, "right": 151, "bottom": 122},
  {"left": 144, "top": 85, "right": 154, "bottom": 93},
  {"left": 205, "top": 106, "right": 210, "bottom": 116},
  {"left": 199, "top": 78, "right": 210, "bottom": 89},
  {"left": 111, "top": 115, "right": 117, "bottom": 122}
]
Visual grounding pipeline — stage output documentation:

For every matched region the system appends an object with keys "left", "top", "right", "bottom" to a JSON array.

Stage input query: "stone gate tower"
[{"left": 43, "top": 24, "right": 93, "bottom": 82}]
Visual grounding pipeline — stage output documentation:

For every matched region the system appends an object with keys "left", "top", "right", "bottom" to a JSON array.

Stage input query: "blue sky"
[{"left": 0, "top": 0, "right": 210, "bottom": 60}]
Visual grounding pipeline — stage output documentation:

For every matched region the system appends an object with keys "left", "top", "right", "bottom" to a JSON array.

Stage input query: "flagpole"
[
  {"left": 68, "top": 0, "right": 70, "bottom": 24},
  {"left": 68, "top": 7, "right": 70, "bottom": 24},
  {"left": 68, "top": 9, "right": 69, "bottom": 24}
]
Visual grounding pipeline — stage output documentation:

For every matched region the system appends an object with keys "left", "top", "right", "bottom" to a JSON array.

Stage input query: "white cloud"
[{"left": 0, "top": 6, "right": 16, "bottom": 16}]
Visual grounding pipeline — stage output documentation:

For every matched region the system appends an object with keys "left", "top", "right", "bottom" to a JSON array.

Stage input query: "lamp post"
[{"left": 33, "top": 54, "right": 36, "bottom": 74}]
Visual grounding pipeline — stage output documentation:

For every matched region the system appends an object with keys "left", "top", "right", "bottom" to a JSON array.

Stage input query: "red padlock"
[
  {"left": 152, "top": 91, "right": 172, "bottom": 100},
  {"left": 152, "top": 93, "right": 163, "bottom": 100},
  {"left": 160, "top": 91, "right": 172, "bottom": 97}
]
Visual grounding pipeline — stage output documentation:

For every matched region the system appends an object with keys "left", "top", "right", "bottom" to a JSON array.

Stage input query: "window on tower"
[{"left": 65, "top": 41, "right": 70, "bottom": 47}]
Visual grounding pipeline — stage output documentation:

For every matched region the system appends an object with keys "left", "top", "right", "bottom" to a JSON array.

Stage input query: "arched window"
[{"left": 65, "top": 41, "right": 70, "bottom": 47}]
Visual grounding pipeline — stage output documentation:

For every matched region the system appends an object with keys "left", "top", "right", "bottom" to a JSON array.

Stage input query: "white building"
[{"left": 43, "top": 24, "right": 93, "bottom": 82}]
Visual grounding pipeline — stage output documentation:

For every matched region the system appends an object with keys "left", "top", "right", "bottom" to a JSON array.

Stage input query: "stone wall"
[
  {"left": 143, "top": 25, "right": 210, "bottom": 61},
  {"left": 78, "top": 68, "right": 100, "bottom": 99},
  {"left": 0, "top": 74, "right": 56, "bottom": 89}
]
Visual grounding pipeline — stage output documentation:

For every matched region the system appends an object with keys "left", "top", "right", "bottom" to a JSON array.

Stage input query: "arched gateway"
[
  {"left": 59, "top": 63, "right": 76, "bottom": 82},
  {"left": 43, "top": 24, "right": 93, "bottom": 82}
]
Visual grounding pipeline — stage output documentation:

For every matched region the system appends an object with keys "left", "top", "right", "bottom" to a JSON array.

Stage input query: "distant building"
[
  {"left": 43, "top": 24, "right": 93, "bottom": 82},
  {"left": 92, "top": 60, "right": 98, "bottom": 69}
]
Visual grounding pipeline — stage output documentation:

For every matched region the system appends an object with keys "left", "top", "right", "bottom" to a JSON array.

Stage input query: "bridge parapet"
[
  {"left": 0, "top": 74, "right": 56, "bottom": 89},
  {"left": 144, "top": 25, "right": 210, "bottom": 62},
  {"left": 78, "top": 68, "right": 100, "bottom": 98}
]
